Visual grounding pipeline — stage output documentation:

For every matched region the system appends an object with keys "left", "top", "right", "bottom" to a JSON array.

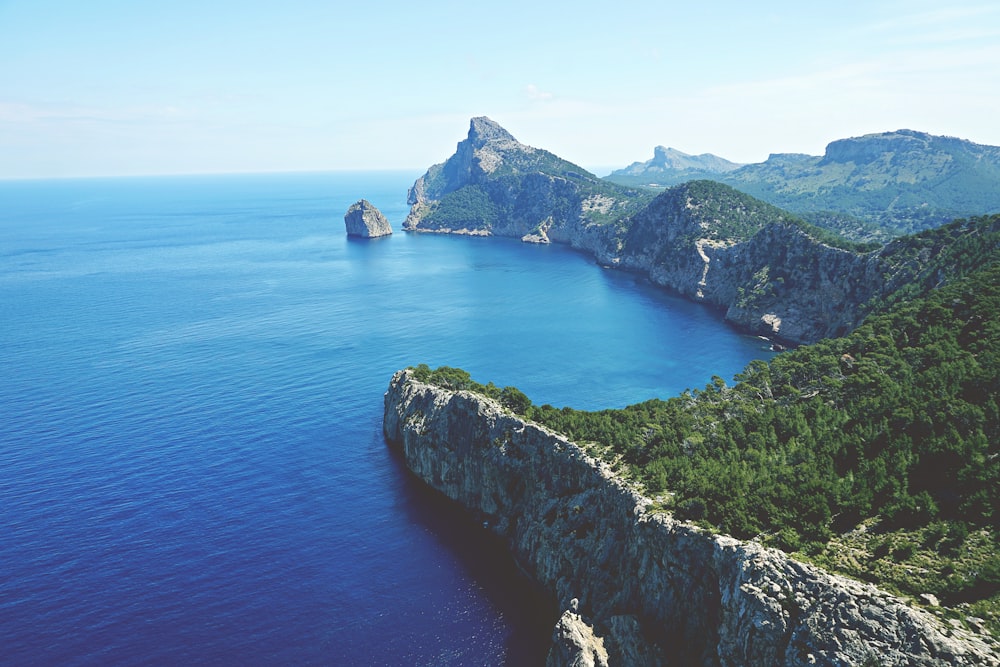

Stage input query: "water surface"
[{"left": 0, "top": 172, "right": 773, "bottom": 665}]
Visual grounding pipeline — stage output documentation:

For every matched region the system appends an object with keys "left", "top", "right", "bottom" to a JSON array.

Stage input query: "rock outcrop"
[
  {"left": 344, "top": 199, "right": 392, "bottom": 238},
  {"left": 383, "top": 369, "right": 998, "bottom": 666},
  {"left": 608, "top": 146, "right": 743, "bottom": 188},
  {"left": 547, "top": 609, "right": 610, "bottom": 667},
  {"left": 403, "top": 116, "right": 652, "bottom": 245}
]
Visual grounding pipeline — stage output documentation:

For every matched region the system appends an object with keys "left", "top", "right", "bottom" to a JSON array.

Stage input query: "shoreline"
[{"left": 383, "top": 368, "right": 998, "bottom": 665}]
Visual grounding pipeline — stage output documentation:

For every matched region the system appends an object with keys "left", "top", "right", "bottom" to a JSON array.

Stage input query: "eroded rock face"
[
  {"left": 402, "top": 117, "right": 649, "bottom": 244},
  {"left": 547, "top": 610, "right": 609, "bottom": 667},
  {"left": 383, "top": 370, "right": 998, "bottom": 666},
  {"left": 399, "top": 117, "right": 887, "bottom": 345},
  {"left": 344, "top": 199, "right": 392, "bottom": 238}
]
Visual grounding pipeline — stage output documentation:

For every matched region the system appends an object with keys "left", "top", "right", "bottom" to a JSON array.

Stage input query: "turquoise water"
[{"left": 0, "top": 172, "right": 773, "bottom": 665}]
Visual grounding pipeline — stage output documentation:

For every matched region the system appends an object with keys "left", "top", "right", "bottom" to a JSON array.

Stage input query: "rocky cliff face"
[
  {"left": 596, "top": 181, "right": 886, "bottom": 343},
  {"left": 383, "top": 370, "right": 998, "bottom": 666},
  {"left": 344, "top": 199, "right": 392, "bottom": 238},
  {"left": 404, "top": 117, "right": 652, "bottom": 246},
  {"left": 400, "top": 118, "right": 1000, "bottom": 345},
  {"left": 401, "top": 119, "right": 889, "bottom": 345}
]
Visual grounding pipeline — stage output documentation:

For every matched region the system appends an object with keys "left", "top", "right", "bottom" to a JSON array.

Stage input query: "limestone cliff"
[
  {"left": 401, "top": 118, "right": 882, "bottom": 345},
  {"left": 404, "top": 116, "right": 652, "bottom": 247},
  {"left": 600, "top": 182, "right": 891, "bottom": 342},
  {"left": 383, "top": 369, "right": 998, "bottom": 666},
  {"left": 344, "top": 199, "right": 392, "bottom": 238},
  {"left": 402, "top": 118, "right": 999, "bottom": 345}
]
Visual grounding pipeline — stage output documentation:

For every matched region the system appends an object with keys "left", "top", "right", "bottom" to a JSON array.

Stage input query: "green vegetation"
[
  {"left": 605, "top": 169, "right": 727, "bottom": 190},
  {"left": 420, "top": 184, "right": 501, "bottom": 230},
  {"left": 409, "top": 364, "right": 532, "bottom": 415},
  {"left": 797, "top": 210, "right": 892, "bottom": 245},
  {"left": 868, "top": 214, "right": 1000, "bottom": 313},
  {"left": 420, "top": 174, "right": 654, "bottom": 233},
  {"left": 787, "top": 217, "right": 882, "bottom": 253},
  {"left": 409, "top": 236, "right": 1000, "bottom": 635},
  {"left": 605, "top": 130, "right": 1000, "bottom": 237},
  {"left": 722, "top": 133, "right": 1000, "bottom": 236}
]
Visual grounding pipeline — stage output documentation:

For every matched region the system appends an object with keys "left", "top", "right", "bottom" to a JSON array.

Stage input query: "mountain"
[
  {"left": 607, "top": 145, "right": 743, "bottom": 188},
  {"left": 389, "top": 119, "right": 1000, "bottom": 654},
  {"left": 403, "top": 118, "right": 999, "bottom": 345},
  {"left": 604, "top": 183, "right": 999, "bottom": 343},
  {"left": 386, "top": 348, "right": 1000, "bottom": 663},
  {"left": 607, "top": 130, "right": 1000, "bottom": 236},
  {"left": 404, "top": 116, "right": 655, "bottom": 243}
]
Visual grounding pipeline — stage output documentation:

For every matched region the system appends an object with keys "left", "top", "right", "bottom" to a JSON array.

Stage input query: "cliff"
[
  {"left": 402, "top": 119, "right": 888, "bottom": 344},
  {"left": 401, "top": 118, "right": 1000, "bottom": 345},
  {"left": 404, "top": 116, "right": 652, "bottom": 246},
  {"left": 600, "top": 181, "right": 884, "bottom": 342},
  {"left": 383, "top": 369, "right": 998, "bottom": 666},
  {"left": 344, "top": 199, "right": 393, "bottom": 238}
]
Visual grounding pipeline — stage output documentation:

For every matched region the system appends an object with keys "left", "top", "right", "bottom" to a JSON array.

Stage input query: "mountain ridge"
[
  {"left": 606, "top": 129, "right": 1000, "bottom": 235},
  {"left": 402, "top": 118, "right": 996, "bottom": 344}
]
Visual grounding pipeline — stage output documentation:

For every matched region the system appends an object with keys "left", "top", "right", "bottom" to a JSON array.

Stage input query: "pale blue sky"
[{"left": 2, "top": 0, "right": 999, "bottom": 178}]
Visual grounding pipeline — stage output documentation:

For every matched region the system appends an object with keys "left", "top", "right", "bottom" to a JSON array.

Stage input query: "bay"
[{"left": 0, "top": 171, "right": 773, "bottom": 665}]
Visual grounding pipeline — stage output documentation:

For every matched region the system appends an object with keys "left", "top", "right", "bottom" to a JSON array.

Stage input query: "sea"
[{"left": 0, "top": 171, "right": 774, "bottom": 666}]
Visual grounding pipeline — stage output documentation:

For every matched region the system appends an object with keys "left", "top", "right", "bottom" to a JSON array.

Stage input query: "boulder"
[{"left": 344, "top": 199, "right": 392, "bottom": 238}]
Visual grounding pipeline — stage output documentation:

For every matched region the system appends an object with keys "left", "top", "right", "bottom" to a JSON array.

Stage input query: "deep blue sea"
[{"left": 0, "top": 172, "right": 774, "bottom": 665}]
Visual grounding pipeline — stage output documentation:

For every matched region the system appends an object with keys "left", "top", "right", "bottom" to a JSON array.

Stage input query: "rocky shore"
[{"left": 382, "top": 369, "right": 997, "bottom": 666}]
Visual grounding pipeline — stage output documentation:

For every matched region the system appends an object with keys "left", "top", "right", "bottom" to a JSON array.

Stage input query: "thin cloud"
[{"left": 525, "top": 84, "right": 554, "bottom": 101}]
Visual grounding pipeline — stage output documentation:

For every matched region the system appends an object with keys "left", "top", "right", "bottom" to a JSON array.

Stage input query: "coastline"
[{"left": 383, "top": 368, "right": 998, "bottom": 666}]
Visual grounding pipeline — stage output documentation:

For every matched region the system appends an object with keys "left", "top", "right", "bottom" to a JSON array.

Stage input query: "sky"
[{"left": 2, "top": 0, "right": 999, "bottom": 179}]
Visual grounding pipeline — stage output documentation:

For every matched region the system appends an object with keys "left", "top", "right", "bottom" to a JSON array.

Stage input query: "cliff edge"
[{"left": 383, "top": 369, "right": 997, "bottom": 666}]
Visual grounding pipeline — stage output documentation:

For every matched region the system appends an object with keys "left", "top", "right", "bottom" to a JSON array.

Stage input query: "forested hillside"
[
  {"left": 607, "top": 129, "right": 1000, "bottom": 237},
  {"left": 409, "top": 214, "right": 1000, "bottom": 636}
]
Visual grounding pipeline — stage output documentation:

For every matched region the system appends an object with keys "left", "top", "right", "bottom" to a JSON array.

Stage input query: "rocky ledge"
[
  {"left": 344, "top": 199, "right": 392, "bottom": 238},
  {"left": 383, "top": 369, "right": 997, "bottom": 666}
]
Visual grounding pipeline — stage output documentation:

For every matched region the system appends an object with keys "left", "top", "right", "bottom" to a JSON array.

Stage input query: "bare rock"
[
  {"left": 383, "top": 370, "right": 1000, "bottom": 666},
  {"left": 344, "top": 199, "right": 392, "bottom": 238},
  {"left": 546, "top": 610, "right": 609, "bottom": 667}
]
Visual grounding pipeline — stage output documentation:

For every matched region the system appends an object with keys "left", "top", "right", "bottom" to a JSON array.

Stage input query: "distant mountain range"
[
  {"left": 610, "top": 146, "right": 743, "bottom": 185},
  {"left": 606, "top": 130, "right": 1000, "bottom": 236}
]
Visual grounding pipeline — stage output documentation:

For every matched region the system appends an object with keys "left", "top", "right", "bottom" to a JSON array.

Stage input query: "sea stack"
[{"left": 344, "top": 199, "right": 392, "bottom": 238}]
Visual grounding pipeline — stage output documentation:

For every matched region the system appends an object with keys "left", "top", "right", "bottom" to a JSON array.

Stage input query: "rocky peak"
[
  {"left": 467, "top": 116, "right": 518, "bottom": 146},
  {"left": 343, "top": 199, "right": 392, "bottom": 238},
  {"left": 821, "top": 130, "right": 936, "bottom": 166},
  {"left": 612, "top": 146, "right": 742, "bottom": 179},
  {"left": 652, "top": 146, "right": 742, "bottom": 172}
]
